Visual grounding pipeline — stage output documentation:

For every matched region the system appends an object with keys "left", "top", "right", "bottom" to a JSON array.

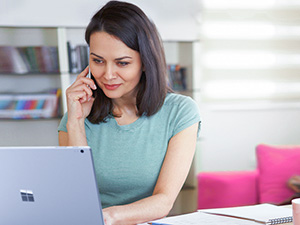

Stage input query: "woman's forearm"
[{"left": 66, "top": 119, "right": 88, "bottom": 146}]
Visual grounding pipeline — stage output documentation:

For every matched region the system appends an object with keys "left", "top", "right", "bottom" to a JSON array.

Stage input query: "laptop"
[{"left": 0, "top": 146, "right": 105, "bottom": 225}]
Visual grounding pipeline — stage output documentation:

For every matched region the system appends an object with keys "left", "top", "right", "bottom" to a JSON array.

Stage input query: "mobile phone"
[
  {"left": 87, "top": 67, "right": 91, "bottom": 79},
  {"left": 87, "top": 68, "right": 95, "bottom": 97}
]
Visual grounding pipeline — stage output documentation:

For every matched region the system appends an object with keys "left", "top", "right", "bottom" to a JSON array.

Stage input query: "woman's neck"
[{"left": 112, "top": 97, "right": 139, "bottom": 125}]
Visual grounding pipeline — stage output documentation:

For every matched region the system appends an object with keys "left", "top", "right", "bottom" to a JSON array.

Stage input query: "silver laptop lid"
[{"left": 0, "top": 146, "right": 104, "bottom": 225}]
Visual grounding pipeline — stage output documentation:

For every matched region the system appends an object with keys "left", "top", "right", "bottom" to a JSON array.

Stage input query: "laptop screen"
[{"left": 0, "top": 146, "right": 104, "bottom": 225}]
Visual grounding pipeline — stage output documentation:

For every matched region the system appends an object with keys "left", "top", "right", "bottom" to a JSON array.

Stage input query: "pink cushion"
[
  {"left": 197, "top": 170, "right": 258, "bottom": 209},
  {"left": 256, "top": 144, "right": 300, "bottom": 204}
]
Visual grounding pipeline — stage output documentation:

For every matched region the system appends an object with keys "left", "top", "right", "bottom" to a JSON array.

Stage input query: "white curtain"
[{"left": 200, "top": 0, "right": 300, "bottom": 103}]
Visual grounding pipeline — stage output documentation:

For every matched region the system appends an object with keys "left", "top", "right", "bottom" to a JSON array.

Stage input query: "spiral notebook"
[{"left": 199, "top": 203, "right": 292, "bottom": 225}]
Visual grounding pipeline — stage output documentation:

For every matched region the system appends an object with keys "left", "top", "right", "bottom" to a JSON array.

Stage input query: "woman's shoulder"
[
  {"left": 164, "top": 92, "right": 197, "bottom": 108},
  {"left": 162, "top": 93, "right": 201, "bottom": 137},
  {"left": 160, "top": 93, "right": 200, "bottom": 118}
]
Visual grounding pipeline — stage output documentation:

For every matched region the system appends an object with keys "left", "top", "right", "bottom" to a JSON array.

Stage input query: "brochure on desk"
[
  {"left": 145, "top": 211, "right": 257, "bottom": 225},
  {"left": 145, "top": 204, "right": 292, "bottom": 225},
  {"left": 199, "top": 203, "right": 292, "bottom": 225}
]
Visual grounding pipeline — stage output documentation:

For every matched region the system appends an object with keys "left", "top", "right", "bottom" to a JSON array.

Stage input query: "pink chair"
[
  {"left": 197, "top": 170, "right": 259, "bottom": 209},
  {"left": 197, "top": 144, "right": 300, "bottom": 209}
]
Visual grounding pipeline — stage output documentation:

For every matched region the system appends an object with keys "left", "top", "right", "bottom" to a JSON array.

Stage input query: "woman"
[{"left": 58, "top": 1, "right": 201, "bottom": 224}]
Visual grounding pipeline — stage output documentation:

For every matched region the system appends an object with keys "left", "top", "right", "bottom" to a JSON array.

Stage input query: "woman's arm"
[
  {"left": 59, "top": 120, "right": 88, "bottom": 146},
  {"left": 59, "top": 67, "right": 96, "bottom": 146},
  {"left": 58, "top": 129, "right": 87, "bottom": 146},
  {"left": 103, "top": 122, "right": 199, "bottom": 225},
  {"left": 58, "top": 131, "right": 69, "bottom": 146}
]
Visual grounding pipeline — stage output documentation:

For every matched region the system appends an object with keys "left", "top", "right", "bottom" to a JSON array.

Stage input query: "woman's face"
[{"left": 89, "top": 31, "right": 143, "bottom": 101}]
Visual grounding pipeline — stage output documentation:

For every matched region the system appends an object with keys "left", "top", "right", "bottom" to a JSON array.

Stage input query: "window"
[{"left": 200, "top": 0, "right": 300, "bottom": 103}]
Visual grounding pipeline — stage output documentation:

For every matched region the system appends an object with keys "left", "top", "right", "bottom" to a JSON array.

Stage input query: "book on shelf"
[
  {"left": 0, "top": 89, "right": 61, "bottom": 119},
  {"left": 199, "top": 203, "right": 293, "bottom": 225},
  {"left": 167, "top": 64, "right": 187, "bottom": 91},
  {"left": 0, "top": 46, "right": 59, "bottom": 74},
  {"left": 67, "top": 42, "right": 89, "bottom": 74},
  {"left": 0, "top": 46, "right": 29, "bottom": 74}
]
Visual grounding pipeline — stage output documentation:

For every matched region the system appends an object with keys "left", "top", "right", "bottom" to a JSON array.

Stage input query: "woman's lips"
[{"left": 104, "top": 84, "right": 121, "bottom": 90}]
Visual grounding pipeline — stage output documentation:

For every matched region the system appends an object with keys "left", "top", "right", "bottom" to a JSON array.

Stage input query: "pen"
[{"left": 149, "top": 223, "right": 172, "bottom": 225}]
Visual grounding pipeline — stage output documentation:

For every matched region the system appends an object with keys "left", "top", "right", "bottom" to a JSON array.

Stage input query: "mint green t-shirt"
[{"left": 58, "top": 93, "right": 201, "bottom": 208}]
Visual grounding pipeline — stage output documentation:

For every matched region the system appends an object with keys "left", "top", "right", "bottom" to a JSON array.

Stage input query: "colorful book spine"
[{"left": 0, "top": 89, "right": 61, "bottom": 119}]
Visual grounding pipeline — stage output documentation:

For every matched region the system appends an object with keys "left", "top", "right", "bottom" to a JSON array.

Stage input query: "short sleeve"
[
  {"left": 172, "top": 95, "right": 201, "bottom": 138},
  {"left": 58, "top": 113, "right": 68, "bottom": 132}
]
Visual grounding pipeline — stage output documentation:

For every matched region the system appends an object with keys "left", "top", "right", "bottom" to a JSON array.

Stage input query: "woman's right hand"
[{"left": 66, "top": 66, "right": 97, "bottom": 121}]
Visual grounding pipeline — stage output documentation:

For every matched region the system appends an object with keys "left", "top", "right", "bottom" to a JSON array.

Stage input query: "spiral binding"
[{"left": 267, "top": 216, "right": 293, "bottom": 225}]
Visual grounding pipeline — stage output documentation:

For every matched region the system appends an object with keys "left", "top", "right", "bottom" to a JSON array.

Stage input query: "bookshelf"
[
  {"left": 164, "top": 41, "right": 201, "bottom": 97},
  {"left": 0, "top": 27, "right": 94, "bottom": 146},
  {"left": 0, "top": 27, "right": 67, "bottom": 146}
]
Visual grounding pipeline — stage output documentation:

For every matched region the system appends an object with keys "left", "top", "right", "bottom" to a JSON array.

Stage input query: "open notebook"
[{"left": 199, "top": 203, "right": 293, "bottom": 225}]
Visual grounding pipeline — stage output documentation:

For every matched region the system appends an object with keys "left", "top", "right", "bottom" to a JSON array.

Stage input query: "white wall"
[
  {"left": 0, "top": 0, "right": 201, "bottom": 41},
  {"left": 197, "top": 102, "right": 300, "bottom": 172}
]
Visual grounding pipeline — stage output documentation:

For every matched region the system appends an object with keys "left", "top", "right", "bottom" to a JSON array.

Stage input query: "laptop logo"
[{"left": 20, "top": 190, "right": 35, "bottom": 202}]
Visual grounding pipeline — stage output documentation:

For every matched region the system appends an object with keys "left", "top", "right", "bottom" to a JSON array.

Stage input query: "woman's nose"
[{"left": 104, "top": 64, "right": 117, "bottom": 80}]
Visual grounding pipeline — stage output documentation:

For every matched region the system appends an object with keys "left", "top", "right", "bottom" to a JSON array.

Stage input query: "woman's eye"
[
  {"left": 93, "top": 58, "right": 103, "bottom": 64},
  {"left": 118, "top": 61, "right": 129, "bottom": 66}
]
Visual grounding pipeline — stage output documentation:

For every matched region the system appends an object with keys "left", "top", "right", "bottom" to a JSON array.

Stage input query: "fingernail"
[{"left": 93, "top": 84, "right": 97, "bottom": 89}]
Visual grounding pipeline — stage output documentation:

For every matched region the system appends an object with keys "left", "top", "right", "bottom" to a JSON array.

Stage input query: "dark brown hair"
[{"left": 85, "top": 1, "right": 170, "bottom": 124}]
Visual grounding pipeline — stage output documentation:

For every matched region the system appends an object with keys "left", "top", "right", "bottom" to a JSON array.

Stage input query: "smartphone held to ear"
[
  {"left": 87, "top": 68, "right": 96, "bottom": 98},
  {"left": 87, "top": 68, "right": 91, "bottom": 79}
]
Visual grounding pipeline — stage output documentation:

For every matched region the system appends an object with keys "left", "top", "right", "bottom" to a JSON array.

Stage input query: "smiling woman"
[
  {"left": 84, "top": 1, "right": 169, "bottom": 124},
  {"left": 57, "top": 1, "right": 201, "bottom": 225},
  {"left": 88, "top": 32, "right": 143, "bottom": 106}
]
